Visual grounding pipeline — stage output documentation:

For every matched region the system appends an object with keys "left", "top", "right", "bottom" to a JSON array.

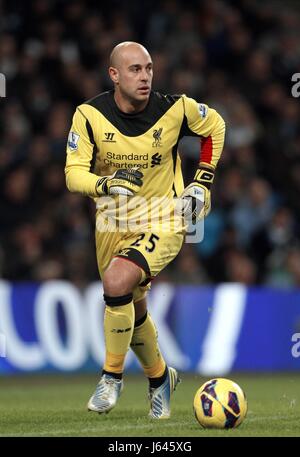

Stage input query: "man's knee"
[
  {"left": 103, "top": 269, "right": 131, "bottom": 296},
  {"left": 102, "top": 258, "right": 143, "bottom": 296}
]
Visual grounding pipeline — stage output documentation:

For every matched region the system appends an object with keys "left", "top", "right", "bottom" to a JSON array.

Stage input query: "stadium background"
[
  {"left": 1, "top": 0, "right": 300, "bottom": 287},
  {"left": 0, "top": 0, "right": 300, "bottom": 437}
]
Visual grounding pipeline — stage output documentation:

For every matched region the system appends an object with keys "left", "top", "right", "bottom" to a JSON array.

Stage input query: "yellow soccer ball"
[{"left": 193, "top": 378, "right": 248, "bottom": 429}]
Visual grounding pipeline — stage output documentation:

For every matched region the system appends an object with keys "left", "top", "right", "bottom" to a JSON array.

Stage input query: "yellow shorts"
[{"left": 95, "top": 227, "right": 184, "bottom": 302}]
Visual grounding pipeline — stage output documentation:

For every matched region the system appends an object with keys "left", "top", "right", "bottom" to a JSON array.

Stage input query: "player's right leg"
[{"left": 87, "top": 257, "right": 143, "bottom": 413}]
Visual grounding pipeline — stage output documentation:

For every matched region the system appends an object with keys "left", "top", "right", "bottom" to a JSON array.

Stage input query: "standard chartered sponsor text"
[{"left": 104, "top": 152, "right": 149, "bottom": 169}]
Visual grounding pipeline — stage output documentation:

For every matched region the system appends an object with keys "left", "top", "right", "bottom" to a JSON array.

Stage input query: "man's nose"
[{"left": 140, "top": 69, "right": 149, "bottom": 81}]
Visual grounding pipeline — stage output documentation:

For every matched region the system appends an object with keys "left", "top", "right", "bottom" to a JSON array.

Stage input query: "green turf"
[{"left": 0, "top": 373, "right": 299, "bottom": 437}]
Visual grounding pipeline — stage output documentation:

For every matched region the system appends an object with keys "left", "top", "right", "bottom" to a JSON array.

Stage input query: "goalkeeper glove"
[
  {"left": 181, "top": 163, "right": 215, "bottom": 222},
  {"left": 96, "top": 168, "right": 143, "bottom": 197}
]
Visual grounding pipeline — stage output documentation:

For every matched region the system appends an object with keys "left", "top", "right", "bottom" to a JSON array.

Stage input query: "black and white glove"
[
  {"left": 181, "top": 164, "right": 215, "bottom": 222},
  {"left": 96, "top": 168, "right": 143, "bottom": 197}
]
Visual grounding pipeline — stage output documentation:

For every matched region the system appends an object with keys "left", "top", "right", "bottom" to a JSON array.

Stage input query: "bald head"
[
  {"left": 110, "top": 42, "right": 151, "bottom": 68},
  {"left": 108, "top": 41, "right": 153, "bottom": 112}
]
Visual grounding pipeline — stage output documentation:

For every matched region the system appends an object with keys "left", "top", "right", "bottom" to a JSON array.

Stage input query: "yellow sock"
[
  {"left": 130, "top": 312, "right": 166, "bottom": 378},
  {"left": 103, "top": 299, "right": 134, "bottom": 374}
]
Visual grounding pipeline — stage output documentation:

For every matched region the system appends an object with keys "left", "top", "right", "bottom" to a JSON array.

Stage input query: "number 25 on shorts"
[{"left": 130, "top": 233, "right": 160, "bottom": 252}]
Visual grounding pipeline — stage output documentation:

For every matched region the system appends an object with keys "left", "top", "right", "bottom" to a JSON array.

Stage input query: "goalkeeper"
[{"left": 65, "top": 41, "right": 225, "bottom": 419}]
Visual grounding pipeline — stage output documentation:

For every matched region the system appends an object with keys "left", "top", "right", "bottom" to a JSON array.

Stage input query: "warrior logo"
[{"left": 104, "top": 132, "right": 115, "bottom": 142}]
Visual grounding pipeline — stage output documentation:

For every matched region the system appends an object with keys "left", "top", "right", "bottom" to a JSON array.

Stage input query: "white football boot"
[
  {"left": 87, "top": 374, "right": 123, "bottom": 414},
  {"left": 148, "top": 367, "right": 180, "bottom": 419}
]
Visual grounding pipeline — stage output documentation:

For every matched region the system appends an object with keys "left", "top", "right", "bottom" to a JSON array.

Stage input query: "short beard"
[{"left": 118, "top": 86, "right": 150, "bottom": 111}]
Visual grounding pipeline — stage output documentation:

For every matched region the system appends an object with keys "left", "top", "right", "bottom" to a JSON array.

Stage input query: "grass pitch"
[{"left": 0, "top": 373, "right": 299, "bottom": 437}]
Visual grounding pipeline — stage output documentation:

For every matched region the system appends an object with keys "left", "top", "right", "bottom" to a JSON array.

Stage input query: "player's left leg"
[
  {"left": 117, "top": 230, "right": 184, "bottom": 418},
  {"left": 131, "top": 296, "right": 166, "bottom": 385},
  {"left": 131, "top": 295, "right": 180, "bottom": 419}
]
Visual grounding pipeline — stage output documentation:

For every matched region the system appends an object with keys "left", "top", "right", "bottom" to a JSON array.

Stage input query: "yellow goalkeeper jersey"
[{"left": 65, "top": 90, "right": 225, "bottom": 231}]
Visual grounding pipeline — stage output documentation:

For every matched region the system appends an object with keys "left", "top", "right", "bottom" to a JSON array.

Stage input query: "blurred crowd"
[{"left": 0, "top": 0, "right": 300, "bottom": 288}]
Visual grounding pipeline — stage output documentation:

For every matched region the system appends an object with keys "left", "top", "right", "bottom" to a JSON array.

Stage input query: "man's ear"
[{"left": 109, "top": 66, "right": 119, "bottom": 84}]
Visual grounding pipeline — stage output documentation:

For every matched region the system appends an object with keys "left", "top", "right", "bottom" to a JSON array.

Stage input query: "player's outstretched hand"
[
  {"left": 180, "top": 164, "right": 214, "bottom": 223},
  {"left": 96, "top": 168, "right": 143, "bottom": 197}
]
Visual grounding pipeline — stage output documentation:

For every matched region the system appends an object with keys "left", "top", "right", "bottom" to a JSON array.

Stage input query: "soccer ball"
[{"left": 193, "top": 378, "right": 247, "bottom": 429}]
